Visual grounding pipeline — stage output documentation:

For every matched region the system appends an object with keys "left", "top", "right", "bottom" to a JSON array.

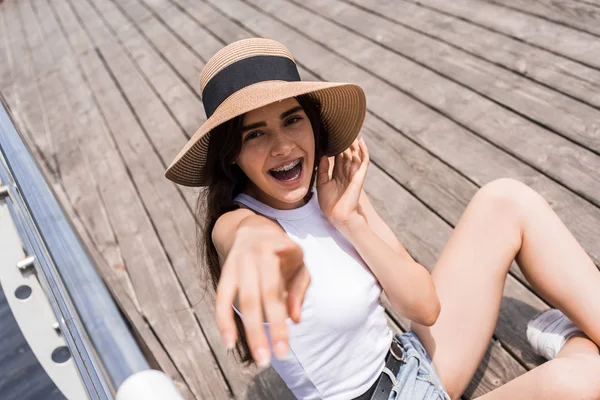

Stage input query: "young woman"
[{"left": 165, "top": 38, "right": 600, "bottom": 400}]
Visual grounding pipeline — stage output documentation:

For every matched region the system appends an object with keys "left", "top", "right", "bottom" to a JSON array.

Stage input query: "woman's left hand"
[{"left": 316, "top": 137, "right": 370, "bottom": 232}]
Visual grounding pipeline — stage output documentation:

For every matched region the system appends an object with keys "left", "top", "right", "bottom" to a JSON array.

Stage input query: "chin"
[{"left": 270, "top": 184, "right": 310, "bottom": 205}]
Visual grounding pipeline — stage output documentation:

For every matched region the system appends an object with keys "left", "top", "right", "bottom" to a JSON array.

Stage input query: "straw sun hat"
[{"left": 164, "top": 38, "right": 367, "bottom": 187}]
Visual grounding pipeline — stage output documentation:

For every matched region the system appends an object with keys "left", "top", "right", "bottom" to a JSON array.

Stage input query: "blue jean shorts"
[{"left": 387, "top": 331, "right": 451, "bottom": 400}]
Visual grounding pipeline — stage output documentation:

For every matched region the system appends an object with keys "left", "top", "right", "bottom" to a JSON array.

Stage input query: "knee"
[
  {"left": 474, "top": 178, "right": 544, "bottom": 222},
  {"left": 546, "top": 354, "right": 600, "bottom": 399}
]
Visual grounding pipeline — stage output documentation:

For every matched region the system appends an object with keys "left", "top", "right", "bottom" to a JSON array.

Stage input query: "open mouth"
[{"left": 269, "top": 158, "right": 303, "bottom": 183}]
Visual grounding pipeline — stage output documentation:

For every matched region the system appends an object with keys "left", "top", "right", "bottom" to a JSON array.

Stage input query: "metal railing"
[{"left": 0, "top": 94, "right": 182, "bottom": 399}]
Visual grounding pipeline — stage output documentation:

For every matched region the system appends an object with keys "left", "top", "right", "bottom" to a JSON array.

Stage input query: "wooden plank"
[
  {"left": 346, "top": 0, "right": 600, "bottom": 111},
  {"left": 112, "top": 0, "right": 154, "bottom": 24},
  {"left": 130, "top": 0, "right": 223, "bottom": 81},
  {"left": 136, "top": 0, "right": 226, "bottom": 68},
  {"left": 293, "top": 0, "right": 600, "bottom": 209},
  {"left": 15, "top": 0, "right": 63, "bottom": 187},
  {"left": 205, "top": 0, "right": 600, "bottom": 369},
  {"left": 0, "top": 0, "right": 38, "bottom": 153},
  {"left": 0, "top": 0, "right": 33, "bottom": 158},
  {"left": 20, "top": 0, "right": 60, "bottom": 81},
  {"left": 86, "top": 0, "right": 203, "bottom": 166},
  {"left": 150, "top": 1, "right": 224, "bottom": 62},
  {"left": 119, "top": 0, "right": 212, "bottom": 124},
  {"left": 20, "top": 0, "right": 111, "bottom": 313},
  {"left": 0, "top": 1, "right": 13, "bottom": 89},
  {"left": 2, "top": 0, "right": 35, "bottom": 92},
  {"left": 409, "top": 0, "right": 600, "bottom": 70},
  {"left": 31, "top": 0, "right": 232, "bottom": 398},
  {"left": 162, "top": 0, "right": 250, "bottom": 45},
  {"left": 490, "top": 0, "right": 600, "bottom": 37}
]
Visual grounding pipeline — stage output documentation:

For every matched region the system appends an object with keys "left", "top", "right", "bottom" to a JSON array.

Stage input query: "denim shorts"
[{"left": 386, "top": 331, "right": 451, "bottom": 400}]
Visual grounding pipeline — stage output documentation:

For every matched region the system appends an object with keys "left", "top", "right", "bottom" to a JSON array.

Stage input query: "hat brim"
[{"left": 164, "top": 80, "right": 366, "bottom": 187}]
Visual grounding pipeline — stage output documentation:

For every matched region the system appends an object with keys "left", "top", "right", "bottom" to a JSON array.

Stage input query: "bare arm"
[
  {"left": 318, "top": 139, "right": 439, "bottom": 326},
  {"left": 338, "top": 215, "right": 440, "bottom": 326},
  {"left": 353, "top": 190, "right": 440, "bottom": 325},
  {"left": 212, "top": 208, "right": 279, "bottom": 265},
  {"left": 213, "top": 209, "right": 310, "bottom": 366},
  {"left": 358, "top": 189, "right": 415, "bottom": 261}
]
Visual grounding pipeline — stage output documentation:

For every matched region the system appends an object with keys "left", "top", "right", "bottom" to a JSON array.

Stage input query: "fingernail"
[
  {"left": 274, "top": 341, "right": 290, "bottom": 360},
  {"left": 256, "top": 347, "right": 271, "bottom": 367},
  {"left": 223, "top": 333, "right": 235, "bottom": 350}
]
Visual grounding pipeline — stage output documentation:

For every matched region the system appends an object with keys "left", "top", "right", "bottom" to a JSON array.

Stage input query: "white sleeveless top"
[{"left": 233, "top": 191, "right": 393, "bottom": 400}]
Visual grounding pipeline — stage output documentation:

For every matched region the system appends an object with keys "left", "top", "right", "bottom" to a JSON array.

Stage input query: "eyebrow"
[
  {"left": 280, "top": 106, "right": 303, "bottom": 120},
  {"left": 241, "top": 106, "right": 304, "bottom": 132}
]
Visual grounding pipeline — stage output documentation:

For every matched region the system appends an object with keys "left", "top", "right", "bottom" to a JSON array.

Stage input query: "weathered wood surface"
[
  {"left": 2, "top": 0, "right": 599, "bottom": 398},
  {"left": 347, "top": 0, "right": 600, "bottom": 110},
  {"left": 489, "top": 0, "right": 600, "bottom": 37},
  {"left": 412, "top": 0, "right": 600, "bottom": 70}
]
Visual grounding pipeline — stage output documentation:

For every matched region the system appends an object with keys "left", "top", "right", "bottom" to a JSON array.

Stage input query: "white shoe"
[{"left": 526, "top": 309, "right": 583, "bottom": 360}]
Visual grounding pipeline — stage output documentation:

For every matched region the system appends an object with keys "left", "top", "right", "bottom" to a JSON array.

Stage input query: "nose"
[{"left": 270, "top": 128, "right": 295, "bottom": 157}]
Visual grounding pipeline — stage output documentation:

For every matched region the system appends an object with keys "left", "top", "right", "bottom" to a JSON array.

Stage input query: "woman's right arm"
[{"left": 212, "top": 209, "right": 310, "bottom": 366}]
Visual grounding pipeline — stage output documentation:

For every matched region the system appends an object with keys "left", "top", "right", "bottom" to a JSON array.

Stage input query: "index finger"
[
  {"left": 238, "top": 258, "right": 272, "bottom": 367},
  {"left": 259, "top": 252, "right": 290, "bottom": 360},
  {"left": 215, "top": 264, "right": 239, "bottom": 350},
  {"left": 358, "top": 137, "right": 370, "bottom": 165},
  {"left": 274, "top": 241, "right": 304, "bottom": 282}
]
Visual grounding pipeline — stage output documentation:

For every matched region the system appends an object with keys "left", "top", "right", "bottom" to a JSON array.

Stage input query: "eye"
[
  {"left": 285, "top": 116, "right": 303, "bottom": 126},
  {"left": 244, "top": 131, "right": 263, "bottom": 141}
]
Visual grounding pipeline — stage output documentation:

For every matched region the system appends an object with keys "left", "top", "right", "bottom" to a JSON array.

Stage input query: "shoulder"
[{"left": 212, "top": 205, "right": 256, "bottom": 245}]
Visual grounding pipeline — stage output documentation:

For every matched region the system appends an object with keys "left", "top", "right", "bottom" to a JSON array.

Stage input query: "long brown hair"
[{"left": 197, "top": 95, "right": 329, "bottom": 365}]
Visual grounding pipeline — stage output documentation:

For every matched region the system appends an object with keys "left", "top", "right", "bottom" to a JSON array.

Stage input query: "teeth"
[
  {"left": 271, "top": 159, "right": 300, "bottom": 172},
  {"left": 282, "top": 166, "right": 301, "bottom": 181}
]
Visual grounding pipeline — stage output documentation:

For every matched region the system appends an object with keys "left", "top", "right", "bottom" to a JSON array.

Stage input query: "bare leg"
[
  {"left": 556, "top": 335, "right": 599, "bottom": 358},
  {"left": 476, "top": 336, "right": 600, "bottom": 399},
  {"left": 409, "top": 178, "right": 600, "bottom": 399}
]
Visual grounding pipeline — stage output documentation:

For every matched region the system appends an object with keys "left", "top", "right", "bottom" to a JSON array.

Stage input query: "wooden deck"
[{"left": 1, "top": 0, "right": 599, "bottom": 398}]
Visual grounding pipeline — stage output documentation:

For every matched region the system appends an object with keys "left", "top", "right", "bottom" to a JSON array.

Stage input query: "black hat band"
[{"left": 202, "top": 55, "right": 301, "bottom": 118}]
